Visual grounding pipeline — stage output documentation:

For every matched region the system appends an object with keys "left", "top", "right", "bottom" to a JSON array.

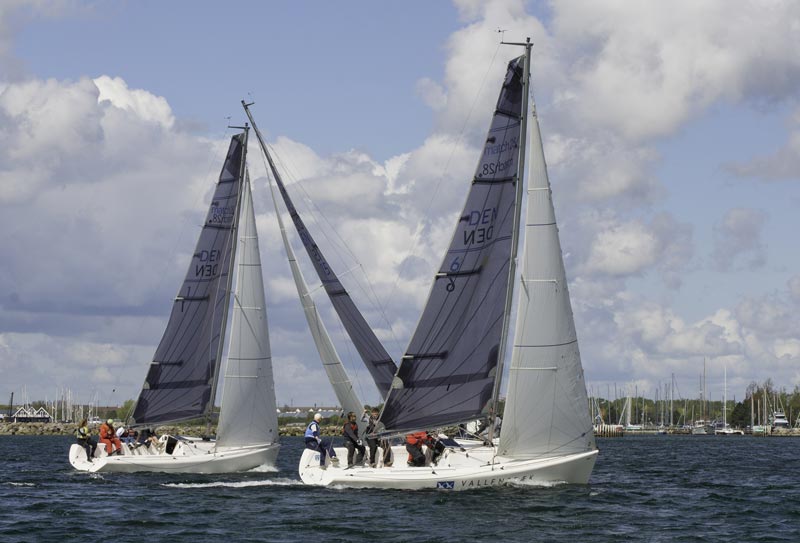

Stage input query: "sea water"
[{"left": 1, "top": 435, "right": 799, "bottom": 542}]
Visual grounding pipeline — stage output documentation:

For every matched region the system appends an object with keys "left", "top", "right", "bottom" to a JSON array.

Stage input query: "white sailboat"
[
  {"left": 69, "top": 130, "right": 280, "bottom": 473},
  {"left": 284, "top": 40, "right": 597, "bottom": 490},
  {"left": 715, "top": 366, "right": 743, "bottom": 436}
]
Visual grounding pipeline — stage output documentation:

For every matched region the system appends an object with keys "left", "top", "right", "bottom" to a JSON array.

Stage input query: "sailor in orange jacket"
[
  {"left": 405, "top": 431, "right": 430, "bottom": 467},
  {"left": 99, "top": 419, "right": 123, "bottom": 456}
]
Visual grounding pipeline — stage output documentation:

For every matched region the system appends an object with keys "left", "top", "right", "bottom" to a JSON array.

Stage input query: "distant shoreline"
[
  {"left": 4, "top": 422, "right": 800, "bottom": 438},
  {"left": 0, "top": 422, "right": 338, "bottom": 437}
]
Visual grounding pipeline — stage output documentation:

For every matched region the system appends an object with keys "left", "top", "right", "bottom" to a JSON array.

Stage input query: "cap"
[
  {"left": 314, "top": 413, "right": 322, "bottom": 421},
  {"left": 107, "top": 419, "right": 113, "bottom": 424}
]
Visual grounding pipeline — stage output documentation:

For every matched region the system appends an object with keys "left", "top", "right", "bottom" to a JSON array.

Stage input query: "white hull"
[
  {"left": 715, "top": 428, "right": 744, "bottom": 436},
  {"left": 298, "top": 444, "right": 597, "bottom": 490},
  {"left": 69, "top": 436, "right": 279, "bottom": 474}
]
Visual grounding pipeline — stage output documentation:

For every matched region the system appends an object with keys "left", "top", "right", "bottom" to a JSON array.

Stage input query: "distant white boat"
[
  {"left": 69, "top": 131, "right": 280, "bottom": 473},
  {"left": 772, "top": 411, "right": 790, "bottom": 430},
  {"left": 691, "top": 420, "right": 711, "bottom": 435},
  {"left": 714, "top": 366, "right": 743, "bottom": 435},
  {"left": 715, "top": 427, "right": 744, "bottom": 436}
]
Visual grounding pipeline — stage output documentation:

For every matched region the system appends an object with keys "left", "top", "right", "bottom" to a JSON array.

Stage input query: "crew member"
[
  {"left": 342, "top": 411, "right": 365, "bottom": 467},
  {"left": 99, "top": 418, "right": 123, "bottom": 456},
  {"left": 304, "top": 413, "right": 338, "bottom": 468},
  {"left": 75, "top": 418, "right": 97, "bottom": 461}
]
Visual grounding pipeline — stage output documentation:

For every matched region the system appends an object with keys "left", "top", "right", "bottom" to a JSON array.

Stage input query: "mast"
[
  {"left": 723, "top": 366, "right": 727, "bottom": 428},
  {"left": 670, "top": 373, "right": 674, "bottom": 427},
  {"left": 488, "top": 37, "right": 532, "bottom": 442},
  {"left": 206, "top": 124, "right": 249, "bottom": 430}
]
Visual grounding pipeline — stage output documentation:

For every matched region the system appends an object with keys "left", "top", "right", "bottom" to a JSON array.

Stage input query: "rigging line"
[
  {"left": 259, "top": 139, "right": 403, "bottom": 366},
  {"left": 257, "top": 147, "right": 371, "bottom": 407},
  {"left": 383, "top": 41, "right": 504, "bottom": 316},
  {"left": 265, "top": 142, "right": 404, "bottom": 359}
]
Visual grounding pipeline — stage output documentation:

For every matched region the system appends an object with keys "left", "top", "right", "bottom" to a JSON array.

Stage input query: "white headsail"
[
  {"left": 216, "top": 173, "right": 279, "bottom": 449},
  {"left": 497, "top": 96, "right": 595, "bottom": 458},
  {"left": 266, "top": 168, "right": 367, "bottom": 432}
]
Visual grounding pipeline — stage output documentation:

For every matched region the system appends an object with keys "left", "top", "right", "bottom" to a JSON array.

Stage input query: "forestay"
[
  {"left": 497, "top": 93, "right": 595, "bottom": 458},
  {"left": 132, "top": 134, "right": 245, "bottom": 425},
  {"left": 241, "top": 101, "right": 397, "bottom": 399},
  {"left": 267, "top": 169, "right": 366, "bottom": 432},
  {"left": 380, "top": 57, "right": 525, "bottom": 433},
  {"left": 216, "top": 174, "right": 279, "bottom": 448}
]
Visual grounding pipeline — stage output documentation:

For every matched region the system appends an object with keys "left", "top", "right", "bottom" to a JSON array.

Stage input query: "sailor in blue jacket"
[{"left": 304, "top": 413, "right": 338, "bottom": 468}]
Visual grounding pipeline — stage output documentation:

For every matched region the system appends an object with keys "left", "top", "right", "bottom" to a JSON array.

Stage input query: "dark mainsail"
[
  {"left": 379, "top": 57, "right": 525, "bottom": 433},
  {"left": 132, "top": 134, "right": 246, "bottom": 425},
  {"left": 242, "top": 101, "right": 398, "bottom": 398}
]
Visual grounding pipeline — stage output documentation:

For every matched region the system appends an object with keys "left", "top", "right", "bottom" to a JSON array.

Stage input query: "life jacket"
[
  {"left": 406, "top": 431, "right": 428, "bottom": 447},
  {"left": 304, "top": 421, "right": 319, "bottom": 439},
  {"left": 99, "top": 423, "right": 113, "bottom": 439},
  {"left": 343, "top": 421, "right": 358, "bottom": 437},
  {"left": 75, "top": 426, "right": 88, "bottom": 440}
]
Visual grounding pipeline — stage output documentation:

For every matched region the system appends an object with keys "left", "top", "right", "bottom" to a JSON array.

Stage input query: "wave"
[
  {"left": 506, "top": 478, "right": 567, "bottom": 489},
  {"left": 162, "top": 478, "right": 300, "bottom": 489},
  {"left": 248, "top": 464, "right": 279, "bottom": 473}
]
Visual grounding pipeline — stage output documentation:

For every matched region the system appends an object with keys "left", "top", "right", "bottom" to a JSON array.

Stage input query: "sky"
[{"left": 1, "top": 0, "right": 799, "bottom": 415}]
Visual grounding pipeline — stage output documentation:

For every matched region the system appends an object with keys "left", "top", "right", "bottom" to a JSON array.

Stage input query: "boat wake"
[
  {"left": 162, "top": 478, "right": 299, "bottom": 489},
  {"left": 248, "top": 464, "right": 279, "bottom": 473},
  {"left": 506, "top": 479, "right": 567, "bottom": 489}
]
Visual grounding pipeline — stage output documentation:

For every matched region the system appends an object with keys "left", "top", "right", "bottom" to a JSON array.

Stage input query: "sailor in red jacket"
[
  {"left": 99, "top": 419, "right": 123, "bottom": 456},
  {"left": 405, "top": 431, "right": 430, "bottom": 467}
]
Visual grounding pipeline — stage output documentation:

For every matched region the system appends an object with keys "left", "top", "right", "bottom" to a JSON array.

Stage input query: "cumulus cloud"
[
  {"left": 711, "top": 208, "right": 768, "bottom": 271},
  {"left": 3, "top": 0, "right": 800, "bottom": 406},
  {"left": 545, "top": 133, "right": 664, "bottom": 206},
  {"left": 0, "top": 74, "right": 227, "bottom": 399},
  {"left": 789, "top": 275, "right": 800, "bottom": 302},
  {"left": 415, "top": 77, "right": 447, "bottom": 111},
  {"left": 726, "top": 108, "right": 800, "bottom": 181},
  {"left": 580, "top": 212, "right": 692, "bottom": 285},
  {"left": 95, "top": 76, "right": 175, "bottom": 128},
  {"left": 549, "top": 1, "right": 800, "bottom": 141},
  {"left": 585, "top": 220, "right": 659, "bottom": 276}
]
